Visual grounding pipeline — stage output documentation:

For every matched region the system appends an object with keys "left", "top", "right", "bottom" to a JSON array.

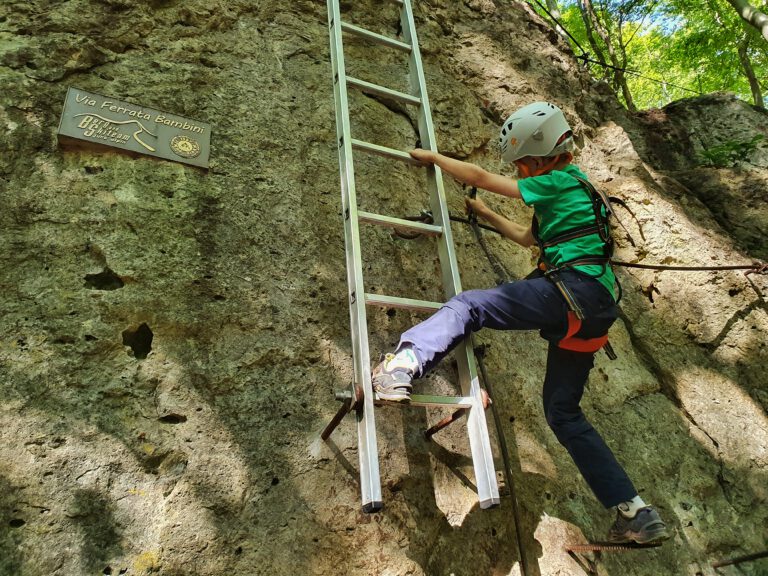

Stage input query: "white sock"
[
  {"left": 386, "top": 347, "right": 419, "bottom": 373},
  {"left": 617, "top": 495, "right": 648, "bottom": 518}
]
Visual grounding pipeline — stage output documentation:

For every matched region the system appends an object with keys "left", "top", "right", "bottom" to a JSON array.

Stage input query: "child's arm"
[
  {"left": 410, "top": 149, "right": 522, "bottom": 199},
  {"left": 465, "top": 197, "right": 535, "bottom": 247}
]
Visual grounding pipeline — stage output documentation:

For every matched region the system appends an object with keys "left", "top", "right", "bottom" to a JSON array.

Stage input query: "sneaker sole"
[
  {"left": 620, "top": 527, "right": 670, "bottom": 545},
  {"left": 608, "top": 526, "right": 671, "bottom": 545},
  {"left": 635, "top": 528, "right": 670, "bottom": 545},
  {"left": 374, "top": 392, "right": 411, "bottom": 403}
]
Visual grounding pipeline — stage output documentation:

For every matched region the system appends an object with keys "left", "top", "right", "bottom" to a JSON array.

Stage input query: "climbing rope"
[
  {"left": 474, "top": 343, "right": 530, "bottom": 576},
  {"left": 465, "top": 186, "right": 512, "bottom": 285},
  {"left": 712, "top": 549, "right": 768, "bottom": 569},
  {"left": 609, "top": 260, "right": 767, "bottom": 276},
  {"left": 393, "top": 208, "right": 767, "bottom": 278}
]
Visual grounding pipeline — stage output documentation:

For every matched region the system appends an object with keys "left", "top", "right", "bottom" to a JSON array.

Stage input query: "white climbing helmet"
[{"left": 498, "top": 101, "right": 574, "bottom": 163}]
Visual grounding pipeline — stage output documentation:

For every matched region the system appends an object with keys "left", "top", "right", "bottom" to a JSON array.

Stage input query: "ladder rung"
[
  {"left": 351, "top": 139, "right": 420, "bottom": 164},
  {"left": 347, "top": 76, "right": 421, "bottom": 106},
  {"left": 358, "top": 210, "right": 442, "bottom": 236},
  {"left": 364, "top": 293, "right": 442, "bottom": 312},
  {"left": 375, "top": 394, "right": 474, "bottom": 408},
  {"left": 340, "top": 21, "right": 412, "bottom": 52}
]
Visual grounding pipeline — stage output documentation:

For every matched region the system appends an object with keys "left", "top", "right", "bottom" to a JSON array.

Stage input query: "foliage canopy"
[{"left": 534, "top": 0, "right": 768, "bottom": 110}]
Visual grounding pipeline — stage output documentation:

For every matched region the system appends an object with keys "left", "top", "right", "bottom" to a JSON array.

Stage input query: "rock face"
[{"left": 1, "top": 1, "right": 766, "bottom": 575}]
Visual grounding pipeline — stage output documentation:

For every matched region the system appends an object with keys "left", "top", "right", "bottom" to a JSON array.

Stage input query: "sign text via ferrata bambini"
[{"left": 57, "top": 87, "right": 211, "bottom": 168}]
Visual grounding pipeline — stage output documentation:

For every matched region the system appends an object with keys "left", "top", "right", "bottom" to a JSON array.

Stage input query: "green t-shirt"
[{"left": 518, "top": 164, "right": 616, "bottom": 299}]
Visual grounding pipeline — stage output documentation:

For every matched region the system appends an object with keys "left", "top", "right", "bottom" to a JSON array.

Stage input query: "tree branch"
[{"left": 724, "top": 0, "right": 768, "bottom": 41}]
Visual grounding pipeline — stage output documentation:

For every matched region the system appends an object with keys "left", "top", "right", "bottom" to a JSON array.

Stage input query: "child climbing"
[{"left": 372, "top": 101, "right": 670, "bottom": 545}]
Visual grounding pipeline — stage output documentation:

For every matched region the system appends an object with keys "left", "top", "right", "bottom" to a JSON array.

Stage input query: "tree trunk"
[
  {"left": 738, "top": 37, "right": 765, "bottom": 107},
  {"left": 577, "top": 0, "right": 608, "bottom": 77},
  {"left": 546, "top": 0, "right": 561, "bottom": 19},
  {"left": 581, "top": 0, "right": 636, "bottom": 111},
  {"left": 725, "top": 0, "right": 768, "bottom": 41}
]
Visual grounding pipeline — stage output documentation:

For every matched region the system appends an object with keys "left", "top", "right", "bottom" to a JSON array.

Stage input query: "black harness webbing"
[
  {"left": 532, "top": 175, "right": 619, "bottom": 308},
  {"left": 532, "top": 176, "right": 619, "bottom": 360}
]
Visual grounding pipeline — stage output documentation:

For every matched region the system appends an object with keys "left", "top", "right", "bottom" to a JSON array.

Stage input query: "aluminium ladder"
[{"left": 324, "top": 0, "right": 500, "bottom": 513}]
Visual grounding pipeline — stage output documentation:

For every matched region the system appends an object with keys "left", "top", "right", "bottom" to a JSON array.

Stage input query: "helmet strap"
[{"left": 517, "top": 152, "right": 573, "bottom": 177}]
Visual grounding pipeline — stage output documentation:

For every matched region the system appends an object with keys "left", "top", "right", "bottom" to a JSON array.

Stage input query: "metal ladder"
[{"left": 323, "top": 0, "right": 500, "bottom": 513}]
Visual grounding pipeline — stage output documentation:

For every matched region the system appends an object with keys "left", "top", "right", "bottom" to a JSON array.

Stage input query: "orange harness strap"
[{"left": 558, "top": 311, "right": 609, "bottom": 353}]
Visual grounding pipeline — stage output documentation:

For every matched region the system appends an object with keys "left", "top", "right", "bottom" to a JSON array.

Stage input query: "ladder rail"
[
  {"left": 399, "top": 0, "right": 500, "bottom": 508},
  {"left": 328, "top": 0, "right": 383, "bottom": 513}
]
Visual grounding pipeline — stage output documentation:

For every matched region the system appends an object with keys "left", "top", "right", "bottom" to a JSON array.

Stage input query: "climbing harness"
[
  {"left": 531, "top": 175, "right": 622, "bottom": 357},
  {"left": 558, "top": 311, "right": 610, "bottom": 353},
  {"left": 531, "top": 175, "right": 619, "bottom": 313}
]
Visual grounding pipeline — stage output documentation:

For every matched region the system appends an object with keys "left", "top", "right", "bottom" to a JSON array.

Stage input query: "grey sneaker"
[
  {"left": 371, "top": 353, "right": 413, "bottom": 402},
  {"left": 608, "top": 506, "right": 670, "bottom": 544}
]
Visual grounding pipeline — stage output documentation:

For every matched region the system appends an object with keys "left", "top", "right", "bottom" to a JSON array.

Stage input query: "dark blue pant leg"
[
  {"left": 543, "top": 343, "right": 637, "bottom": 507},
  {"left": 397, "top": 276, "right": 564, "bottom": 376}
]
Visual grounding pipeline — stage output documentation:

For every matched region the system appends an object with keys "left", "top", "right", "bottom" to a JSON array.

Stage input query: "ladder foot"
[
  {"left": 363, "top": 501, "right": 383, "bottom": 514},
  {"left": 479, "top": 496, "right": 501, "bottom": 510}
]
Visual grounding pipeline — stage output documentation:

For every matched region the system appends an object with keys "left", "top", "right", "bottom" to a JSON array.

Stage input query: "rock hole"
[
  {"left": 104, "top": 567, "right": 113, "bottom": 575},
  {"left": 84, "top": 268, "right": 125, "bottom": 291},
  {"left": 122, "top": 323, "right": 153, "bottom": 359},
  {"left": 159, "top": 413, "right": 187, "bottom": 424},
  {"left": 84, "top": 334, "right": 98, "bottom": 341},
  {"left": 213, "top": 294, "right": 226, "bottom": 301},
  {"left": 491, "top": 528, "right": 497, "bottom": 536},
  {"left": 728, "top": 288, "right": 740, "bottom": 297},
  {"left": 386, "top": 308, "right": 396, "bottom": 318},
  {"left": 85, "top": 165, "right": 104, "bottom": 174},
  {"left": 9, "top": 518, "right": 25, "bottom": 528},
  {"left": 234, "top": 546, "right": 243, "bottom": 556},
  {"left": 509, "top": 416, "right": 515, "bottom": 423},
  {"left": 271, "top": 477, "right": 279, "bottom": 486}
]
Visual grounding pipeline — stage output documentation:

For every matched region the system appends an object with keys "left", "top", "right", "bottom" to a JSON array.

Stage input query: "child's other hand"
[
  {"left": 465, "top": 196, "right": 490, "bottom": 218},
  {"left": 410, "top": 148, "right": 436, "bottom": 163}
]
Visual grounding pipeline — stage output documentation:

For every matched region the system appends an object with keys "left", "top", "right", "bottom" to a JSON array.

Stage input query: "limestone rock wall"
[{"left": 0, "top": 1, "right": 766, "bottom": 575}]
